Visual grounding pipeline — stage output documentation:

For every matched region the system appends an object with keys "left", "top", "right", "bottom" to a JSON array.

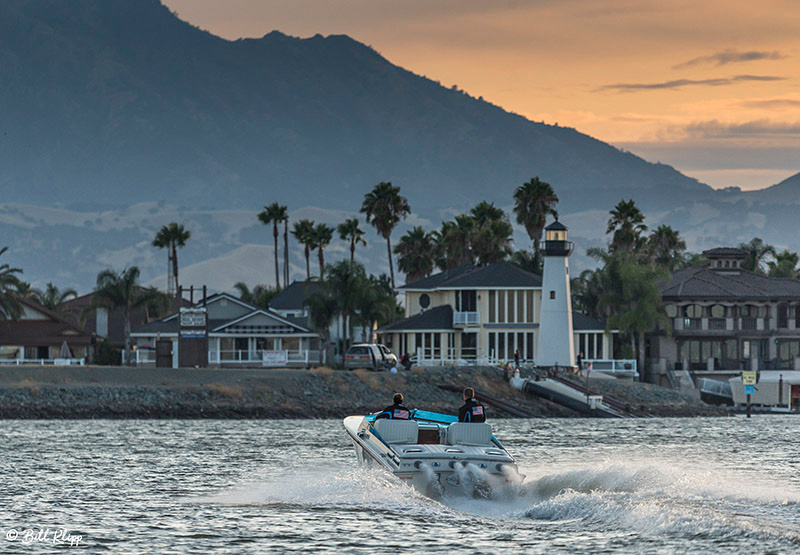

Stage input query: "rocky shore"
[{"left": 0, "top": 365, "right": 724, "bottom": 419}]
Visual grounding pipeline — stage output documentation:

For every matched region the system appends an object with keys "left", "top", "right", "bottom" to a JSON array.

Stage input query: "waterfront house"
[
  {"left": 130, "top": 292, "right": 322, "bottom": 367},
  {"left": 647, "top": 247, "right": 800, "bottom": 385},
  {"left": 376, "top": 262, "right": 619, "bottom": 368},
  {"left": 0, "top": 295, "right": 94, "bottom": 363}
]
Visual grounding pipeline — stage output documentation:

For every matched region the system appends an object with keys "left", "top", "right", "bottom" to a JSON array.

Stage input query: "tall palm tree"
[
  {"left": 353, "top": 275, "right": 400, "bottom": 343},
  {"left": 469, "top": 202, "right": 513, "bottom": 265},
  {"left": 31, "top": 282, "right": 78, "bottom": 316},
  {"left": 93, "top": 267, "right": 169, "bottom": 365},
  {"left": 646, "top": 225, "right": 686, "bottom": 270},
  {"left": 312, "top": 223, "right": 334, "bottom": 279},
  {"left": 337, "top": 218, "right": 367, "bottom": 264},
  {"left": 324, "top": 260, "right": 367, "bottom": 348},
  {"left": 767, "top": 249, "right": 799, "bottom": 278},
  {"left": 257, "top": 203, "right": 288, "bottom": 288},
  {"left": 303, "top": 289, "right": 338, "bottom": 366},
  {"left": 607, "top": 199, "right": 647, "bottom": 253},
  {"left": 233, "top": 282, "right": 282, "bottom": 309},
  {"left": 292, "top": 219, "right": 317, "bottom": 280},
  {"left": 360, "top": 181, "right": 411, "bottom": 289},
  {"left": 738, "top": 237, "right": 775, "bottom": 274},
  {"left": 433, "top": 215, "right": 476, "bottom": 270},
  {"left": 394, "top": 226, "right": 435, "bottom": 283},
  {"left": 152, "top": 223, "right": 191, "bottom": 295},
  {"left": 0, "top": 247, "right": 23, "bottom": 320},
  {"left": 513, "top": 177, "right": 559, "bottom": 253},
  {"left": 283, "top": 213, "right": 290, "bottom": 288}
]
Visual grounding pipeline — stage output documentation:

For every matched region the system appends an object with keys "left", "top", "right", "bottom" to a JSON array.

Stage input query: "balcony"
[{"left": 453, "top": 311, "right": 480, "bottom": 326}]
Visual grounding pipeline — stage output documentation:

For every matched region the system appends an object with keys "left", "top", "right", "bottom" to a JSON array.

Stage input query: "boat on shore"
[{"left": 343, "top": 409, "right": 523, "bottom": 498}]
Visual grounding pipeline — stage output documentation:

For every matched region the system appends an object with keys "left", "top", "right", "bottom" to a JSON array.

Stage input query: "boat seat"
[
  {"left": 373, "top": 419, "right": 419, "bottom": 444},
  {"left": 446, "top": 422, "right": 493, "bottom": 446}
]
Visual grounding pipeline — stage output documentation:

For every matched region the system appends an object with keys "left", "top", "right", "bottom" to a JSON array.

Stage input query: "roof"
[
  {"left": 0, "top": 296, "right": 93, "bottom": 346},
  {"left": 401, "top": 262, "right": 542, "bottom": 290},
  {"left": 661, "top": 266, "right": 800, "bottom": 300},
  {"left": 377, "top": 305, "right": 454, "bottom": 332},
  {"left": 545, "top": 220, "right": 568, "bottom": 231},
  {"left": 572, "top": 312, "right": 605, "bottom": 331},
  {"left": 269, "top": 280, "right": 323, "bottom": 311},
  {"left": 702, "top": 247, "right": 747, "bottom": 259}
]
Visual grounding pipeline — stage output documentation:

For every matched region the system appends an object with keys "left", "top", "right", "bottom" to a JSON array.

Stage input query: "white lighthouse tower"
[{"left": 536, "top": 219, "right": 575, "bottom": 369}]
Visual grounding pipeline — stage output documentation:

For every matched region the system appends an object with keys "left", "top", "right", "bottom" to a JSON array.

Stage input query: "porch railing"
[
  {"left": 583, "top": 359, "right": 638, "bottom": 378},
  {"left": 453, "top": 311, "right": 480, "bottom": 326},
  {"left": 208, "top": 349, "right": 323, "bottom": 365},
  {"left": 0, "top": 357, "right": 86, "bottom": 366}
]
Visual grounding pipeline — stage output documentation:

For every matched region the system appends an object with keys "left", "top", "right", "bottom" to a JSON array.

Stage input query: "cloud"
[
  {"left": 597, "top": 74, "right": 785, "bottom": 92},
  {"left": 685, "top": 119, "right": 800, "bottom": 138},
  {"left": 673, "top": 49, "right": 785, "bottom": 69},
  {"left": 738, "top": 98, "right": 800, "bottom": 110}
]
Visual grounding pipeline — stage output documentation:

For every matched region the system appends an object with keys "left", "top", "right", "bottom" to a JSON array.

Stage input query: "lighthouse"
[{"left": 536, "top": 219, "right": 575, "bottom": 369}]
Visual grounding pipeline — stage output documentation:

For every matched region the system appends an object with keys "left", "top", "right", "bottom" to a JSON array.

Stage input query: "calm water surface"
[{"left": 2, "top": 417, "right": 799, "bottom": 553}]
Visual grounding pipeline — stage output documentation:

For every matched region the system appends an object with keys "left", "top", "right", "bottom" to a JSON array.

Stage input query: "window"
[
  {"left": 497, "top": 291, "right": 505, "bottom": 323},
  {"left": 497, "top": 332, "right": 505, "bottom": 359},
  {"left": 665, "top": 304, "right": 677, "bottom": 318},
  {"left": 419, "top": 293, "right": 431, "bottom": 309},
  {"left": 526, "top": 333, "right": 534, "bottom": 361},
  {"left": 489, "top": 333, "right": 495, "bottom": 356},
  {"left": 507, "top": 291, "right": 514, "bottom": 322},
  {"left": 488, "top": 291, "right": 496, "bottom": 323},
  {"left": 550, "top": 291, "right": 555, "bottom": 300},
  {"left": 527, "top": 292, "right": 534, "bottom": 324},
  {"left": 462, "top": 333, "right": 477, "bottom": 359},
  {"left": 517, "top": 291, "right": 525, "bottom": 322}
]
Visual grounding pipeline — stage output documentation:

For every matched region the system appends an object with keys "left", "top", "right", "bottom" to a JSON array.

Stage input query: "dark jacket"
[
  {"left": 375, "top": 403, "right": 411, "bottom": 420},
  {"left": 458, "top": 398, "right": 486, "bottom": 423}
]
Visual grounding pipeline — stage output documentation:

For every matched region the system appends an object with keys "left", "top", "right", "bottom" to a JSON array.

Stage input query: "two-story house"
[
  {"left": 648, "top": 247, "right": 800, "bottom": 383},
  {"left": 377, "top": 261, "right": 615, "bottom": 365}
]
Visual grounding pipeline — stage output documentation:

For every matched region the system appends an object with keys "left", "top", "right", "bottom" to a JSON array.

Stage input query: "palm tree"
[
  {"left": 0, "top": 247, "right": 23, "bottom": 320},
  {"left": 93, "top": 267, "right": 169, "bottom": 365},
  {"left": 508, "top": 249, "right": 542, "bottom": 274},
  {"left": 607, "top": 199, "right": 647, "bottom": 253},
  {"left": 513, "top": 177, "right": 559, "bottom": 253},
  {"left": 738, "top": 237, "right": 775, "bottom": 274},
  {"left": 258, "top": 203, "right": 288, "bottom": 288},
  {"left": 767, "top": 250, "right": 799, "bottom": 278},
  {"left": 324, "top": 260, "right": 367, "bottom": 348},
  {"left": 360, "top": 181, "right": 411, "bottom": 289},
  {"left": 292, "top": 219, "right": 317, "bottom": 280},
  {"left": 312, "top": 224, "right": 334, "bottom": 279},
  {"left": 646, "top": 225, "right": 686, "bottom": 270},
  {"left": 433, "top": 215, "right": 476, "bottom": 270},
  {"left": 31, "top": 282, "right": 78, "bottom": 316},
  {"left": 468, "top": 201, "right": 513, "bottom": 265},
  {"left": 353, "top": 275, "right": 400, "bottom": 343},
  {"left": 233, "top": 282, "right": 282, "bottom": 309},
  {"left": 337, "top": 218, "right": 367, "bottom": 264},
  {"left": 303, "top": 290, "right": 338, "bottom": 366},
  {"left": 152, "top": 223, "right": 191, "bottom": 295},
  {"left": 283, "top": 213, "right": 290, "bottom": 288},
  {"left": 394, "top": 226, "right": 435, "bottom": 283}
]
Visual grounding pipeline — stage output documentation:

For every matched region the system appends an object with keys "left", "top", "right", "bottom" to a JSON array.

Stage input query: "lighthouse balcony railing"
[
  {"left": 453, "top": 311, "right": 481, "bottom": 326},
  {"left": 538, "top": 240, "right": 575, "bottom": 255}
]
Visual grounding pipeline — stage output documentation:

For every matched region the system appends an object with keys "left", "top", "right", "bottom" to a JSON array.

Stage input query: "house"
[
  {"left": 0, "top": 296, "right": 94, "bottom": 363},
  {"left": 130, "top": 292, "right": 322, "bottom": 367},
  {"left": 376, "top": 262, "right": 617, "bottom": 366},
  {"left": 647, "top": 247, "right": 800, "bottom": 384}
]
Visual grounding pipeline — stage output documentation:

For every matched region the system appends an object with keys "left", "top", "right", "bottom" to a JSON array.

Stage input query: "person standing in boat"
[
  {"left": 458, "top": 387, "right": 486, "bottom": 423},
  {"left": 375, "top": 392, "right": 411, "bottom": 420}
]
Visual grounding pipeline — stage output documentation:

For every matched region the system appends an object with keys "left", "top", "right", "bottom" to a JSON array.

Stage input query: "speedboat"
[{"left": 343, "top": 409, "right": 524, "bottom": 498}]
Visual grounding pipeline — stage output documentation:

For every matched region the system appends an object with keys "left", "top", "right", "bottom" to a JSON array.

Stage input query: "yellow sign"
[{"left": 742, "top": 371, "right": 757, "bottom": 386}]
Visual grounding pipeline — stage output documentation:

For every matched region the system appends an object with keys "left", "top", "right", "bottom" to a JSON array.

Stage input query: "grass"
[{"left": 208, "top": 383, "right": 243, "bottom": 398}]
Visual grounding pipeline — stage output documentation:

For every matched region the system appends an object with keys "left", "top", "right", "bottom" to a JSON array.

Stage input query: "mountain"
[{"left": 0, "top": 0, "right": 716, "bottom": 216}]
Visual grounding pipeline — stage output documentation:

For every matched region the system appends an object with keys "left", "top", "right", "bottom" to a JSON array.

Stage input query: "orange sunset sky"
[{"left": 165, "top": 0, "right": 800, "bottom": 191}]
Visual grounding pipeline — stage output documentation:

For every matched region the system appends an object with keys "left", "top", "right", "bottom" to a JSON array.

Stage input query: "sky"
[{"left": 164, "top": 0, "right": 800, "bottom": 191}]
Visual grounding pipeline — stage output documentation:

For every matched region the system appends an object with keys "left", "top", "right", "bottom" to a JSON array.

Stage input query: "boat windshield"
[{"left": 366, "top": 409, "right": 457, "bottom": 425}]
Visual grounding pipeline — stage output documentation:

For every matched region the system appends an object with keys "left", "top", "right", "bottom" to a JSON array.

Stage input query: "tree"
[
  {"left": 152, "top": 223, "right": 191, "bottom": 294},
  {"left": 291, "top": 219, "right": 316, "bottom": 280},
  {"left": 312, "top": 223, "right": 334, "bottom": 279},
  {"left": 324, "top": 259, "right": 367, "bottom": 348},
  {"left": 233, "top": 282, "right": 282, "bottom": 309},
  {"left": 0, "top": 247, "right": 23, "bottom": 320},
  {"left": 738, "top": 237, "right": 775, "bottom": 274},
  {"left": 607, "top": 199, "right": 647, "bottom": 253},
  {"left": 646, "top": 225, "right": 686, "bottom": 270},
  {"left": 513, "top": 177, "right": 559, "bottom": 253},
  {"left": 433, "top": 215, "right": 476, "bottom": 270},
  {"left": 767, "top": 249, "right": 799, "bottom": 278},
  {"left": 31, "top": 282, "right": 78, "bottom": 316},
  {"left": 360, "top": 181, "right": 411, "bottom": 289},
  {"left": 303, "top": 290, "right": 338, "bottom": 366},
  {"left": 93, "top": 267, "right": 169, "bottom": 365},
  {"left": 337, "top": 218, "right": 367, "bottom": 264},
  {"left": 353, "top": 275, "right": 401, "bottom": 343},
  {"left": 571, "top": 268, "right": 604, "bottom": 320},
  {"left": 258, "top": 203, "right": 288, "bottom": 288},
  {"left": 508, "top": 249, "right": 542, "bottom": 274},
  {"left": 470, "top": 201, "right": 513, "bottom": 265},
  {"left": 394, "top": 226, "right": 434, "bottom": 283}
]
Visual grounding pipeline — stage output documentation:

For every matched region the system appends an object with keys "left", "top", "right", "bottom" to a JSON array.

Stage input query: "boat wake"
[{"left": 196, "top": 460, "right": 800, "bottom": 547}]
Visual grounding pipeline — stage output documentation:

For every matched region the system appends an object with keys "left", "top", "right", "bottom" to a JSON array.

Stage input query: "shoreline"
[{"left": 0, "top": 365, "right": 726, "bottom": 419}]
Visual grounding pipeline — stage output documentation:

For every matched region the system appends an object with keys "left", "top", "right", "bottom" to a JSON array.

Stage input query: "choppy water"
[{"left": 2, "top": 417, "right": 799, "bottom": 554}]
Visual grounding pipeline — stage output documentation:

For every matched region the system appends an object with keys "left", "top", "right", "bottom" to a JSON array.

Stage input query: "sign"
[
  {"left": 180, "top": 309, "right": 207, "bottom": 328},
  {"left": 742, "top": 371, "right": 757, "bottom": 386},
  {"left": 262, "top": 350, "right": 288, "bottom": 367},
  {"left": 744, "top": 384, "right": 755, "bottom": 395}
]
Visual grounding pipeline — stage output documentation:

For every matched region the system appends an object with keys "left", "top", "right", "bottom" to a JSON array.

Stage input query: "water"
[{"left": 2, "top": 417, "right": 799, "bottom": 553}]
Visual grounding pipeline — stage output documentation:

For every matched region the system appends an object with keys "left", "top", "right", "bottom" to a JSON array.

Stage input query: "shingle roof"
[
  {"left": 269, "top": 281, "right": 323, "bottom": 311},
  {"left": 572, "top": 312, "right": 605, "bottom": 331},
  {"left": 661, "top": 266, "right": 800, "bottom": 299},
  {"left": 401, "top": 262, "right": 541, "bottom": 290},
  {"left": 546, "top": 220, "right": 568, "bottom": 231},
  {"left": 702, "top": 247, "right": 747, "bottom": 259},
  {"left": 377, "top": 305, "right": 454, "bottom": 332}
]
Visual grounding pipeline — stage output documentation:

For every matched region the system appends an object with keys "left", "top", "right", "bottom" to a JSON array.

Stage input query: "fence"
[
  {"left": 208, "top": 349, "right": 323, "bottom": 365},
  {"left": 0, "top": 357, "right": 85, "bottom": 366},
  {"left": 584, "top": 359, "right": 638, "bottom": 378}
]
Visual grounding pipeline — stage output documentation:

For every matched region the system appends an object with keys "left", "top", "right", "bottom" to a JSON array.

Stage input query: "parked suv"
[{"left": 344, "top": 343, "right": 398, "bottom": 371}]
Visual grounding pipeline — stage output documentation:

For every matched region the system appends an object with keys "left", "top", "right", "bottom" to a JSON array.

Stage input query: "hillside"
[{"left": 0, "top": 0, "right": 715, "bottom": 215}]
